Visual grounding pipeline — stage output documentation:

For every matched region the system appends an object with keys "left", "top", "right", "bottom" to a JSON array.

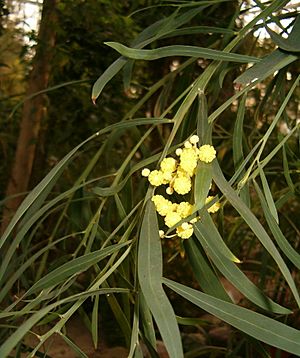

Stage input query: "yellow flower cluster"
[
  {"left": 151, "top": 195, "right": 193, "bottom": 239},
  {"left": 142, "top": 136, "right": 219, "bottom": 240}
]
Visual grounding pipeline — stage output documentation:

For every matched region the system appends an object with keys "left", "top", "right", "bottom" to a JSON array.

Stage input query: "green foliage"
[{"left": 1, "top": 1, "right": 300, "bottom": 357}]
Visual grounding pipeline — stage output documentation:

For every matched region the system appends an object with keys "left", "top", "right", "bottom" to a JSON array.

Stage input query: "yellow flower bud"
[
  {"left": 173, "top": 175, "right": 192, "bottom": 195},
  {"left": 176, "top": 202, "right": 193, "bottom": 218},
  {"left": 160, "top": 157, "right": 177, "bottom": 173},
  {"left": 198, "top": 145, "right": 216, "bottom": 163},
  {"left": 152, "top": 195, "right": 174, "bottom": 216},
  {"left": 165, "top": 212, "right": 181, "bottom": 228},
  {"left": 141, "top": 168, "right": 150, "bottom": 177},
  {"left": 189, "top": 135, "right": 199, "bottom": 144},
  {"left": 176, "top": 222, "right": 193, "bottom": 239},
  {"left": 206, "top": 196, "right": 220, "bottom": 213},
  {"left": 148, "top": 170, "right": 164, "bottom": 186},
  {"left": 179, "top": 148, "right": 198, "bottom": 176}
]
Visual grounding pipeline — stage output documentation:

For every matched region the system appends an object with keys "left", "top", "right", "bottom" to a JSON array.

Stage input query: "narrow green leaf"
[
  {"left": 200, "top": 212, "right": 240, "bottom": 263},
  {"left": 93, "top": 6, "right": 205, "bottom": 101},
  {"left": 194, "top": 221, "right": 290, "bottom": 314},
  {"left": 59, "top": 333, "right": 89, "bottom": 358},
  {"left": 139, "top": 291, "right": 156, "bottom": 349},
  {"left": 194, "top": 161, "right": 212, "bottom": 209},
  {"left": 106, "top": 42, "right": 260, "bottom": 63},
  {"left": 102, "top": 280, "right": 131, "bottom": 346},
  {"left": 164, "top": 279, "right": 300, "bottom": 356},
  {"left": 258, "top": 164, "right": 279, "bottom": 224},
  {"left": 196, "top": 92, "right": 210, "bottom": 145},
  {"left": 254, "top": 181, "right": 300, "bottom": 270},
  {"left": 26, "top": 242, "right": 131, "bottom": 295},
  {"left": 0, "top": 234, "right": 77, "bottom": 304},
  {"left": 234, "top": 49, "right": 298, "bottom": 86},
  {"left": 233, "top": 94, "right": 250, "bottom": 206},
  {"left": 194, "top": 92, "right": 213, "bottom": 208},
  {"left": 128, "top": 295, "right": 140, "bottom": 358},
  {"left": 212, "top": 161, "right": 300, "bottom": 308},
  {"left": 176, "top": 316, "right": 208, "bottom": 326},
  {"left": 282, "top": 144, "right": 295, "bottom": 193},
  {"left": 184, "top": 238, "right": 231, "bottom": 302},
  {"left": 265, "top": 16, "right": 300, "bottom": 52},
  {"left": 0, "top": 288, "right": 129, "bottom": 357},
  {"left": 91, "top": 57, "right": 127, "bottom": 103},
  {"left": 162, "top": 25, "right": 235, "bottom": 39},
  {"left": 91, "top": 295, "right": 99, "bottom": 349},
  {"left": 138, "top": 200, "right": 183, "bottom": 358}
]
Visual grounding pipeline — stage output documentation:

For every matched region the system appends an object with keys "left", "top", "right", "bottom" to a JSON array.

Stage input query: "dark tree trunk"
[{"left": 1, "top": 0, "right": 57, "bottom": 232}]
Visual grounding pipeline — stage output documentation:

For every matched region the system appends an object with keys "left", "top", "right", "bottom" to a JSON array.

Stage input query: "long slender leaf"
[
  {"left": 184, "top": 238, "right": 231, "bottom": 302},
  {"left": 265, "top": 15, "right": 300, "bottom": 52},
  {"left": 26, "top": 242, "right": 131, "bottom": 295},
  {"left": 106, "top": 42, "right": 260, "bottom": 63},
  {"left": 254, "top": 181, "right": 300, "bottom": 270},
  {"left": 234, "top": 49, "right": 297, "bottom": 86},
  {"left": 164, "top": 279, "right": 300, "bottom": 356},
  {"left": 212, "top": 161, "right": 300, "bottom": 307},
  {"left": 0, "top": 288, "right": 129, "bottom": 357},
  {"left": 138, "top": 200, "right": 183, "bottom": 358},
  {"left": 194, "top": 221, "right": 290, "bottom": 314},
  {"left": 258, "top": 164, "right": 279, "bottom": 223}
]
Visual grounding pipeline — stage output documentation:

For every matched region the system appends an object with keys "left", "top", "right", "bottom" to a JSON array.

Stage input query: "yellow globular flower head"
[
  {"left": 147, "top": 137, "right": 218, "bottom": 241},
  {"left": 160, "top": 157, "right": 177, "bottom": 173},
  {"left": 189, "top": 135, "right": 199, "bottom": 144},
  {"left": 152, "top": 195, "right": 175, "bottom": 217},
  {"left": 162, "top": 171, "right": 173, "bottom": 183},
  {"left": 166, "top": 187, "right": 174, "bottom": 195},
  {"left": 173, "top": 175, "right": 192, "bottom": 195},
  {"left": 206, "top": 196, "right": 221, "bottom": 213},
  {"left": 141, "top": 168, "right": 150, "bottom": 177},
  {"left": 176, "top": 201, "right": 193, "bottom": 218},
  {"left": 165, "top": 211, "right": 182, "bottom": 228},
  {"left": 148, "top": 170, "right": 165, "bottom": 186},
  {"left": 176, "top": 222, "right": 194, "bottom": 239},
  {"left": 198, "top": 144, "right": 216, "bottom": 163},
  {"left": 175, "top": 148, "right": 182, "bottom": 156},
  {"left": 179, "top": 147, "right": 198, "bottom": 176}
]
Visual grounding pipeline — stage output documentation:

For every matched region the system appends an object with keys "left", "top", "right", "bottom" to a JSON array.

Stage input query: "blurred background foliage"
[{"left": 0, "top": 0, "right": 300, "bottom": 357}]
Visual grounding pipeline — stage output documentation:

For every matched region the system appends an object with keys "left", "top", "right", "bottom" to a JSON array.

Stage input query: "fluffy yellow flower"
[
  {"left": 198, "top": 144, "right": 216, "bottom": 163},
  {"left": 160, "top": 157, "right": 177, "bottom": 173},
  {"left": 176, "top": 222, "right": 194, "bottom": 239},
  {"left": 173, "top": 175, "right": 192, "bottom": 195},
  {"left": 166, "top": 187, "right": 174, "bottom": 195},
  {"left": 189, "top": 135, "right": 199, "bottom": 144},
  {"left": 165, "top": 211, "right": 182, "bottom": 228},
  {"left": 152, "top": 195, "right": 174, "bottom": 216},
  {"left": 141, "top": 168, "right": 150, "bottom": 177},
  {"left": 179, "top": 147, "right": 198, "bottom": 176},
  {"left": 148, "top": 170, "right": 164, "bottom": 186},
  {"left": 176, "top": 202, "right": 193, "bottom": 218},
  {"left": 206, "top": 196, "right": 220, "bottom": 213},
  {"left": 175, "top": 148, "right": 182, "bottom": 156},
  {"left": 162, "top": 171, "right": 173, "bottom": 183}
]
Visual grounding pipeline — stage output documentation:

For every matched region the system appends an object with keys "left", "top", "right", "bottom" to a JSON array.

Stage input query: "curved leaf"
[
  {"left": 106, "top": 42, "right": 260, "bottom": 63},
  {"left": 265, "top": 16, "right": 300, "bottom": 52},
  {"left": 184, "top": 238, "right": 231, "bottom": 302},
  {"left": 234, "top": 49, "right": 297, "bottom": 86},
  {"left": 194, "top": 220, "right": 290, "bottom": 314},
  {"left": 164, "top": 279, "right": 300, "bottom": 356},
  {"left": 26, "top": 242, "right": 131, "bottom": 295},
  {"left": 212, "top": 161, "right": 300, "bottom": 308},
  {"left": 138, "top": 200, "right": 183, "bottom": 358}
]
